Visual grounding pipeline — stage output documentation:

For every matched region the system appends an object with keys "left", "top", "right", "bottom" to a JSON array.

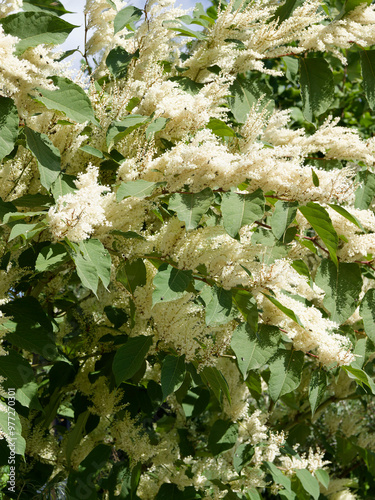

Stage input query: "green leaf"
[
  {"left": 231, "top": 324, "right": 280, "bottom": 379},
  {"left": 283, "top": 56, "right": 299, "bottom": 84},
  {"left": 309, "top": 369, "right": 327, "bottom": 416},
  {"left": 221, "top": 189, "right": 265, "bottom": 240},
  {"left": 79, "top": 145, "right": 104, "bottom": 158},
  {"left": 315, "top": 469, "right": 329, "bottom": 489},
  {"left": 71, "top": 239, "right": 112, "bottom": 295},
  {"left": 116, "top": 179, "right": 165, "bottom": 201},
  {"left": 206, "top": 118, "right": 236, "bottom": 137},
  {"left": 203, "top": 285, "right": 232, "bottom": 326},
  {"left": 117, "top": 258, "right": 146, "bottom": 295},
  {"left": 51, "top": 173, "right": 76, "bottom": 200},
  {"left": 35, "top": 76, "right": 99, "bottom": 126},
  {"left": 272, "top": 0, "right": 303, "bottom": 24},
  {"left": 233, "top": 443, "right": 255, "bottom": 473},
  {"left": 355, "top": 171, "right": 375, "bottom": 209},
  {"left": 228, "top": 76, "right": 274, "bottom": 123},
  {"left": 0, "top": 12, "right": 77, "bottom": 54},
  {"left": 2, "top": 297, "right": 58, "bottom": 361},
  {"left": 65, "top": 410, "right": 90, "bottom": 466},
  {"left": 161, "top": 355, "right": 186, "bottom": 400},
  {"left": 328, "top": 203, "right": 364, "bottom": 232},
  {"left": 0, "top": 350, "right": 38, "bottom": 408},
  {"left": 360, "top": 50, "right": 375, "bottom": 110},
  {"left": 232, "top": 289, "right": 258, "bottom": 331},
  {"left": 291, "top": 259, "right": 312, "bottom": 285},
  {"left": 299, "top": 58, "right": 335, "bottom": 121},
  {"left": 295, "top": 470, "right": 320, "bottom": 500},
  {"left": 0, "top": 197, "right": 17, "bottom": 222},
  {"left": 13, "top": 193, "right": 53, "bottom": 208},
  {"left": 208, "top": 419, "right": 238, "bottom": 456},
  {"left": 152, "top": 264, "right": 193, "bottom": 305},
  {"left": 110, "top": 229, "right": 145, "bottom": 240},
  {"left": 263, "top": 294, "right": 303, "bottom": 326},
  {"left": 8, "top": 221, "right": 46, "bottom": 242},
  {"left": 299, "top": 202, "right": 339, "bottom": 266},
  {"left": 0, "top": 96, "right": 19, "bottom": 161},
  {"left": 22, "top": 0, "right": 71, "bottom": 16},
  {"left": 146, "top": 117, "right": 169, "bottom": 140},
  {"left": 106, "top": 115, "right": 149, "bottom": 148},
  {"left": 360, "top": 289, "right": 375, "bottom": 343},
  {"left": 35, "top": 243, "right": 70, "bottom": 272},
  {"left": 343, "top": 365, "right": 375, "bottom": 394},
  {"left": 169, "top": 188, "right": 214, "bottom": 230},
  {"left": 339, "top": 0, "right": 373, "bottom": 18},
  {"left": 268, "top": 349, "right": 304, "bottom": 401},
  {"left": 0, "top": 404, "right": 26, "bottom": 456},
  {"left": 271, "top": 201, "right": 298, "bottom": 240},
  {"left": 200, "top": 366, "right": 231, "bottom": 404},
  {"left": 106, "top": 47, "right": 138, "bottom": 79},
  {"left": 315, "top": 259, "right": 362, "bottom": 324},
  {"left": 113, "top": 335, "right": 153, "bottom": 385},
  {"left": 24, "top": 126, "right": 61, "bottom": 190},
  {"left": 264, "top": 462, "right": 291, "bottom": 491},
  {"left": 114, "top": 5, "right": 143, "bottom": 33},
  {"left": 163, "top": 19, "right": 207, "bottom": 40}
]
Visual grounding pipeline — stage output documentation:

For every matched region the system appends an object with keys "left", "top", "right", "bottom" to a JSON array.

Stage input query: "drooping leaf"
[
  {"left": 315, "top": 469, "right": 329, "bottom": 489},
  {"left": 221, "top": 189, "right": 265, "bottom": 240},
  {"left": 161, "top": 355, "right": 186, "bottom": 400},
  {"left": 272, "top": 0, "right": 303, "bottom": 24},
  {"left": 0, "top": 197, "right": 17, "bottom": 222},
  {"left": 309, "top": 369, "right": 327, "bottom": 416},
  {"left": 360, "top": 50, "right": 375, "bottom": 110},
  {"left": 0, "top": 350, "right": 38, "bottom": 408},
  {"left": 8, "top": 222, "right": 46, "bottom": 242},
  {"left": 206, "top": 118, "right": 236, "bottom": 137},
  {"left": 228, "top": 76, "right": 274, "bottom": 123},
  {"left": 162, "top": 19, "right": 207, "bottom": 39},
  {"left": 232, "top": 289, "right": 258, "bottom": 331},
  {"left": 231, "top": 323, "right": 280, "bottom": 379},
  {"left": 116, "top": 179, "right": 165, "bottom": 201},
  {"left": 355, "top": 170, "right": 375, "bottom": 209},
  {"left": 315, "top": 259, "right": 362, "bottom": 324},
  {"left": 1, "top": 297, "right": 58, "bottom": 361},
  {"left": 0, "top": 96, "right": 19, "bottom": 161},
  {"left": 106, "top": 115, "right": 149, "bottom": 148},
  {"left": 343, "top": 365, "right": 375, "bottom": 394},
  {"left": 169, "top": 188, "right": 214, "bottom": 230},
  {"left": 208, "top": 419, "right": 238, "bottom": 456},
  {"left": 360, "top": 289, "right": 375, "bottom": 343},
  {"left": 35, "top": 243, "right": 70, "bottom": 272},
  {"left": 79, "top": 145, "right": 104, "bottom": 158},
  {"left": 65, "top": 410, "right": 90, "bottom": 466},
  {"left": 114, "top": 5, "right": 143, "bottom": 33},
  {"left": 0, "top": 404, "right": 26, "bottom": 456},
  {"left": 116, "top": 258, "right": 147, "bottom": 295},
  {"left": 271, "top": 201, "right": 298, "bottom": 240},
  {"left": 203, "top": 285, "right": 232, "bottom": 326},
  {"left": 152, "top": 264, "right": 193, "bottom": 305},
  {"left": 233, "top": 443, "right": 255, "bottom": 473},
  {"left": 70, "top": 239, "right": 112, "bottom": 295},
  {"left": 106, "top": 47, "right": 138, "bottom": 79},
  {"left": 268, "top": 349, "right": 304, "bottom": 401},
  {"left": 113, "top": 335, "right": 153, "bottom": 385},
  {"left": 295, "top": 470, "right": 320, "bottom": 500},
  {"left": 264, "top": 462, "right": 291, "bottom": 491},
  {"left": 35, "top": 76, "right": 99, "bottom": 126},
  {"left": 51, "top": 173, "right": 76, "bottom": 200},
  {"left": 263, "top": 294, "right": 303, "bottom": 326},
  {"left": 24, "top": 126, "right": 61, "bottom": 190},
  {"left": 22, "top": 0, "right": 71, "bottom": 16},
  {"left": 328, "top": 203, "right": 365, "bottom": 232},
  {"left": 299, "top": 58, "right": 335, "bottom": 121},
  {"left": 200, "top": 366, "right": 231, "bottom": 403},
  {"left": 299, "top": 202, "right": 339, "bottom": 266},
  {"left": 146, "top": 117, "right": 169, "bottom": 140},
  {"left": 0, "top": 11, "right": 77, "bottom": 54}
]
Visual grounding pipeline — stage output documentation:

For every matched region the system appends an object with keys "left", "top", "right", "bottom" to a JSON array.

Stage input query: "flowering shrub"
[{"left": 1, "top": 0, "right": 375, "bottom": 498}]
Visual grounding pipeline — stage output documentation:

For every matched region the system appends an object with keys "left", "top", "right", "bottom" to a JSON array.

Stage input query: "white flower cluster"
[{"left": 48, "top": 165, "right": 111, "bottom": 242}]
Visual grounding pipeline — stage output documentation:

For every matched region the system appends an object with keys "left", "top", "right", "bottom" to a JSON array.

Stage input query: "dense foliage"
[{"left": 1, "top": 0, "right": 375, "bottom": 498}]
